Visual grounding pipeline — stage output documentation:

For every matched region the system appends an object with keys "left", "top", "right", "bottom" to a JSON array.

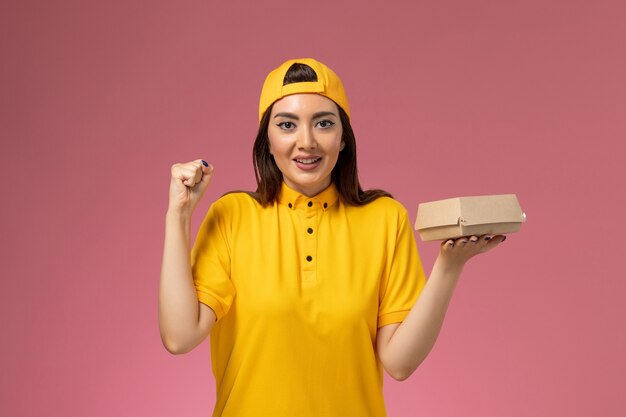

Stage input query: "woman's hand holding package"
[{"left": 438, "top": 234, "right": 507, "bottom": 268}]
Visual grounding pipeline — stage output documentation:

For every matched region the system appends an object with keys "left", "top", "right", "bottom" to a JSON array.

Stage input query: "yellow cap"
[{"left": 258, "top": 58, "right": 351, "bottom": 123}]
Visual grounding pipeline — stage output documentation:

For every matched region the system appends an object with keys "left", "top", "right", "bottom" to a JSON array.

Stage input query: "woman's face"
[{"left": 268, "top": 94, "right": 344, "bottom": 197}]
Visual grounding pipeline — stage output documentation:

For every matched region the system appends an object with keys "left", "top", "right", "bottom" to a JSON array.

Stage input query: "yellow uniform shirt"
[{"left": 191, "top": 182, "right": 427, "bottom": 417}]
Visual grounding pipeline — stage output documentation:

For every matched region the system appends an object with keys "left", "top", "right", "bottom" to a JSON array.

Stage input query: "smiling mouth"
[{"left": 294, "top": 157, "right": 322, "bottom": 164}]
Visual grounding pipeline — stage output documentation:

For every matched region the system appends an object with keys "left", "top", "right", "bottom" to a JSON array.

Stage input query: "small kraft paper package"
[{"left": 414, "top": 194, "right": 526, "bottom": 242}]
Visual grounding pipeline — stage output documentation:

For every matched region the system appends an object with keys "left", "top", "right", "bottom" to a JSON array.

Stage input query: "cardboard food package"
[{"left": 414, "top": 194, "right": 526, "bottom": 241}]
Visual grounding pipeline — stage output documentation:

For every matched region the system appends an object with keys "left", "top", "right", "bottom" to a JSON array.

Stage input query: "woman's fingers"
[
  {"left": 198, "top": 160, "right": 214, "bottom": 186},
  {"left": 442, "top": 236, "right": 474, "bottom": 248},
  {"left": 455, "top": 237, "right": 469, "bottom": 247},
  {"left": 479, "top": 234, "right": 506, "bottom": 253},
  {"left": 172, "top": 160, "right": 208, "bottom": 188},
  {"left": 168, "top": 159, "right": 215, "bottom": 213},
  {"left": 441, "top": 234, "right": 504, "bottom": 251},
  {"left": 439, "top": 234, "right": 506, "bottom": 266},
  {"left": 186, "top": 162, "right": 203, "bottom": 186}
]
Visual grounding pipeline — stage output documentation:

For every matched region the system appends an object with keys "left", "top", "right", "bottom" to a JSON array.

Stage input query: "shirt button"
[
  {"left": 306, "top": 255, "right": 313, "bottom": 262},
  {"left": 288, "top": 203, "right": 292, "bottom": 208},
  {"left": 323, "top": 202, "right": 328, "bottom": 208},
  {"left": 307, "top": 228, "right": 313, "bottom": 234},
  {"left": 307, "top": 201, "right": 313, "bottom": 207}
]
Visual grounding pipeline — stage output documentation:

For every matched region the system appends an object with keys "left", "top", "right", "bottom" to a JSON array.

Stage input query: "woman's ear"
[{"left": 340, "top": 141, "right": 345, "bottom": 151}]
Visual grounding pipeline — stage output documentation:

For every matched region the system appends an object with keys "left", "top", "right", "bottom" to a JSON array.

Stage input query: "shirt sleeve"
[
  {"left": 191, "top": 198, "right": 236, "bottom": 322},
  {"left": 378, "top": 205, "right": 427, "bottom": 328}
]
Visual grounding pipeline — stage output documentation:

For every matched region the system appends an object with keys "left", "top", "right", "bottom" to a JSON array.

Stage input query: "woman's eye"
[
  {"left": 317, "top": 120, "right": 335, "bottom": 128},
  {"left": 277, "top": 122, "right": 295, "bottom": 129}
]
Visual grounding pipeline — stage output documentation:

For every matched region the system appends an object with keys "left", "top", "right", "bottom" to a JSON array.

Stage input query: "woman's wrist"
[
  {"left": 166, "top": 207, "right": 193, "bottom": 227},
  {"left": 433, "top": 254, "right": 465, "bottom": 280}
]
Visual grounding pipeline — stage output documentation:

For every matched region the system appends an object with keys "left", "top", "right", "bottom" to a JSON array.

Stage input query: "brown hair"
[{"left": 249, "top": 63, "right": 391, "bottom": 206}]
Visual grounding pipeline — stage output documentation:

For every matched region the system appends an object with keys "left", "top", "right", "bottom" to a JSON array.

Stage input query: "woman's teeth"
[{"left": 295, "top": 158, "right": 321, "bottom": 164}]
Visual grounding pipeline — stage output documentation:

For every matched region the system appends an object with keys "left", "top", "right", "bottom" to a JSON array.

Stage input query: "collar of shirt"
[{"left": 278, "top": 181, "right": 339, "bottom": 211}]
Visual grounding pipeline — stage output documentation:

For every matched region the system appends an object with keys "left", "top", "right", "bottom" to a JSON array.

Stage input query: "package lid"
[{"left": 415, "top": 194, "right": 525, "bottom": 230}]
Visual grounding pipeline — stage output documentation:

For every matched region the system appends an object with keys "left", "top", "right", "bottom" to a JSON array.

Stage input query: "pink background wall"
[{"left": 1, "top": 0, "right": 624, "bottom": 416}]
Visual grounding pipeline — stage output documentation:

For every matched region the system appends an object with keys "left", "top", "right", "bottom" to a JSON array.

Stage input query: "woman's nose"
[{"left": 297, "top": 125, "right": 317, "bottom": 149}]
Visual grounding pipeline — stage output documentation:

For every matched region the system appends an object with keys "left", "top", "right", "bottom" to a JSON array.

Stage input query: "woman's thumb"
[{"left": 199, "top": 160, "right": 214, "bottom": 187}]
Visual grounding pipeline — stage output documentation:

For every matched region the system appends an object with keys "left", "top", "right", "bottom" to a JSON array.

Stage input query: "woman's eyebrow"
[
  {"left": 273, "top": 112, "right": 299, "bottom": 120},
  {"left": 273, "top": 111, "right": 338, "bottom": 120},
  {"left": 312, "top": 111, "right": 338, "bottom": 119}
]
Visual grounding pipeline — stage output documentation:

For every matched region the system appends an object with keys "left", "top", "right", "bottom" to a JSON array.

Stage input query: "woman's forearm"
[
  {"left": 385, "top": 256, "right": 463, "bottom": 380},
  {"left": 384, "top": 234, "right": 506, "bottom": 380},
  {"left": 158, "top": 210, "right": 205, "bottom": 354}
]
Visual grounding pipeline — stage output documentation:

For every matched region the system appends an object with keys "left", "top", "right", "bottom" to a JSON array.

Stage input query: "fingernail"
[{"left": 201, "top": 160, "right": 208, "bottom": 167}]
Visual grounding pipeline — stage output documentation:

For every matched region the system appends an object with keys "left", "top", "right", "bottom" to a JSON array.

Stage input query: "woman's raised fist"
[{"left": 168, "top": 159, "right": 213, "bottom": 215}]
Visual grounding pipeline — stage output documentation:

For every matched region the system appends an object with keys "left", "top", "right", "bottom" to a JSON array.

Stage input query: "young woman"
[{"left": 159, "top": 58, "right": 505, "bottom": 416}]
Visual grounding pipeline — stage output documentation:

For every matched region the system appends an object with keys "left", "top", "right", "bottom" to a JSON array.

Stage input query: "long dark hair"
[{"left": 251, "top": 63, "right": 391, "bottom": 206}]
